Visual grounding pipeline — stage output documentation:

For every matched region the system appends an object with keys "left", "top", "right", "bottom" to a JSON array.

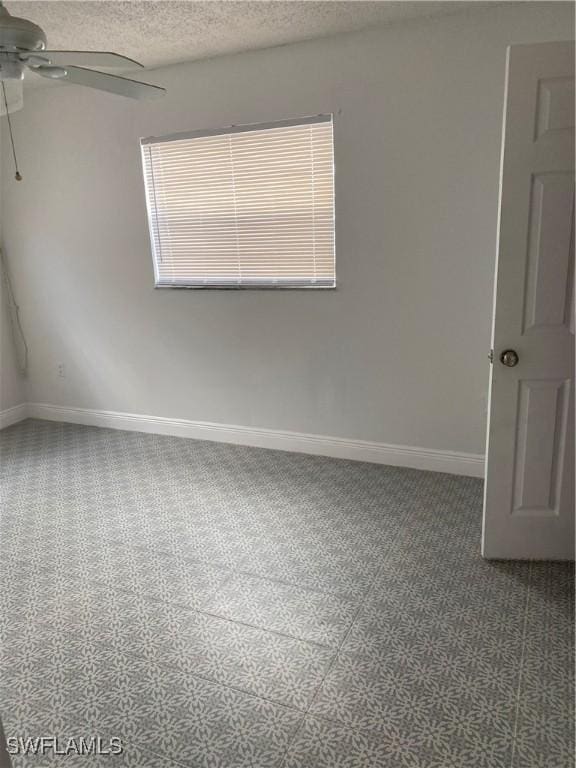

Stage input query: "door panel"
[
  {"left": 535, "top": 76, "right": 575, "bottom": 139},
  {"left": 523, "top": 173, "right": 574, "bottom": 334},
  {"left": 512, "top": 378, "right": 570, "bottom": 515},
  {"left": 483, "top": 41, "right": 575, "bottom": 560}
]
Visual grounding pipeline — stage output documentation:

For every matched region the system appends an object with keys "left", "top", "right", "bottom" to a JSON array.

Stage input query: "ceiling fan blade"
[
  {"left": 23, "top": 50, "right": 143, "bottom": 69},
  {"left": 35, "top": 65, "right": 165, "bottom": 100}
]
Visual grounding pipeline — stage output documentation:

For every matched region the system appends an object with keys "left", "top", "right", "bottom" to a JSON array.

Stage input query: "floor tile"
[
  {"left": 284, "top": 716, "right": 411, "bottom": 768},
  {"left": 284, "top": 713, "right": 513, "bottom": 768},
  {"left": 309, "top": 625, "right": 518, "bottom": 767},
  {"left": 512, "top": 562, "right": 575, "bottom": 768},
  {"left": 2, "top": 641, "right": 301, "bottom": 768},
  {"left": 161, "top": 608, "right": 335, "bottom": 709},
  {"left": 135, "top": 666, "right": 302, "bottom": 768},
  {"left": 342, "top": 602, "right": 521, "bottom": 687},
  {"left": 369, "top": 552, "right": 529, "bottom": 633},
  {"left": 240, "top": 542, "right": 380, "bottom": 599},
  {"left": 309, "top": 552, "right": 528, "bottom": 766},
  {"left": 0, "top": 577, "right": 162, "bottom": 637},
  {"left": 92, "top": 547, "right": 232, "bottom": 610},
  {"left": 203, "top": 573, "right": 358, "bottom": 648},
  {"left": 2, "top": 584, "right": 334, "bottom": 713},
  {"left": 7, "top": 734, "right": 174, "bottom": 768},
  {"left": 1, "top": 546, "right": 231, "bottom": 615},
  {"left": 74, "top": 653, "right": 302, "bottom": 768}
]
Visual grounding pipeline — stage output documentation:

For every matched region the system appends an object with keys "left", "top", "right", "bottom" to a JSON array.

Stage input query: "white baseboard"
[
  {"left": 26, "top": 402, "right": 485, "bottom": 477},
  {"left": 0, "top": 403, "right": 28, "bottom": 430}
]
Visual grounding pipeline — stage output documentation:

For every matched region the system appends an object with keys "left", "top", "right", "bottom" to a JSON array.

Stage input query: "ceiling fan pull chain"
[{"left": 1, "top": 81, "right": 22, "bottom": 180}]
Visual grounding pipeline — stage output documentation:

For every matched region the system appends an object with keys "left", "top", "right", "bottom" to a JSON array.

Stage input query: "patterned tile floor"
[{"left": 0, "top": 419, "right": 573, "bottom": 767}]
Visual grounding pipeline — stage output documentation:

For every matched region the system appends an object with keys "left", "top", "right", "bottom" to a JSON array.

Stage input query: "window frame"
[{"left": 140, "top": 114, "right": 336, "bottom": 290}]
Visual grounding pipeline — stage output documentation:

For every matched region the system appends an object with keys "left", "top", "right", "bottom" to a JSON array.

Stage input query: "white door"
[{"left": 483, "top": 41, "right": 575, "bottom": 560}]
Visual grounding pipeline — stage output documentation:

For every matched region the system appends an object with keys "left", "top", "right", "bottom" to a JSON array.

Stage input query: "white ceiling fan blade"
[
  {"left": 35, "top": 65, "right": 165, "bottom": 100},
  {"left": 25, "top": 50, "right": 144, "bottom": 69},
  {"left": 0, "top": 78, "right": 23, "bottom": 115}
]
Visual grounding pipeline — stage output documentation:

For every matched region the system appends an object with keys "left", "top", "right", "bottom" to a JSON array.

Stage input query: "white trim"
[
  {"left": 0, "top": 403, "right": 28, "bottom": 430},
  {"left": 26, "top": 402, "right": 484, "bottom": 477}
]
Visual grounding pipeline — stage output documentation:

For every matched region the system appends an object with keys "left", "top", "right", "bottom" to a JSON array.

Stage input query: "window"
[{"left": 140, "top": 115, "right": 335, "bottom": 288}]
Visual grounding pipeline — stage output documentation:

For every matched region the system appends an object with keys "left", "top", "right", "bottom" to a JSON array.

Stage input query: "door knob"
[{"left": 500, "top": 349, "right": 519, "bottom": 367}]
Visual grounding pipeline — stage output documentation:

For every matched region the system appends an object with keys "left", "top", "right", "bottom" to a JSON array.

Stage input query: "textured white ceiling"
[{"left": 6, "top": 1, "right": 485, "bottom": 70}]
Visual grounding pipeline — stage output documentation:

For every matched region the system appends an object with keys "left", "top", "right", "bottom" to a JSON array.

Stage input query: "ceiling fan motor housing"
[
  {"left": 0, "top": 5, "right": 47, "bottom": 54},
  {"left": 0, "top": 4, "right": 46, "bottom": 80}
]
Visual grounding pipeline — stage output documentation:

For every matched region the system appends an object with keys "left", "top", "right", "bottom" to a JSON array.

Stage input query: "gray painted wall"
[{"left": 1, "top": 2, "right": 573, "bottom": 451}]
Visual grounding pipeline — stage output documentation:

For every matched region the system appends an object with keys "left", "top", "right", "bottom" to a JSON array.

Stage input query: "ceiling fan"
[{"left": 0, "top": 0, "right": 166, "bottom": 115}]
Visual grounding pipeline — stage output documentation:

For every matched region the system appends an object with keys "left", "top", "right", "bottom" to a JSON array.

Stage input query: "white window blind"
[{"left": 141, "top": 115, "right": 335, "bottom": 288}]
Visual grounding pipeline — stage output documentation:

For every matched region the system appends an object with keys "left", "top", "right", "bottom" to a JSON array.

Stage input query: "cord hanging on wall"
[
  {"left": 0, "top": 247, "right": 29, "bottom": 375},
  {"left": 1, "top": 81, "right": 22, "bottom": 180}
]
